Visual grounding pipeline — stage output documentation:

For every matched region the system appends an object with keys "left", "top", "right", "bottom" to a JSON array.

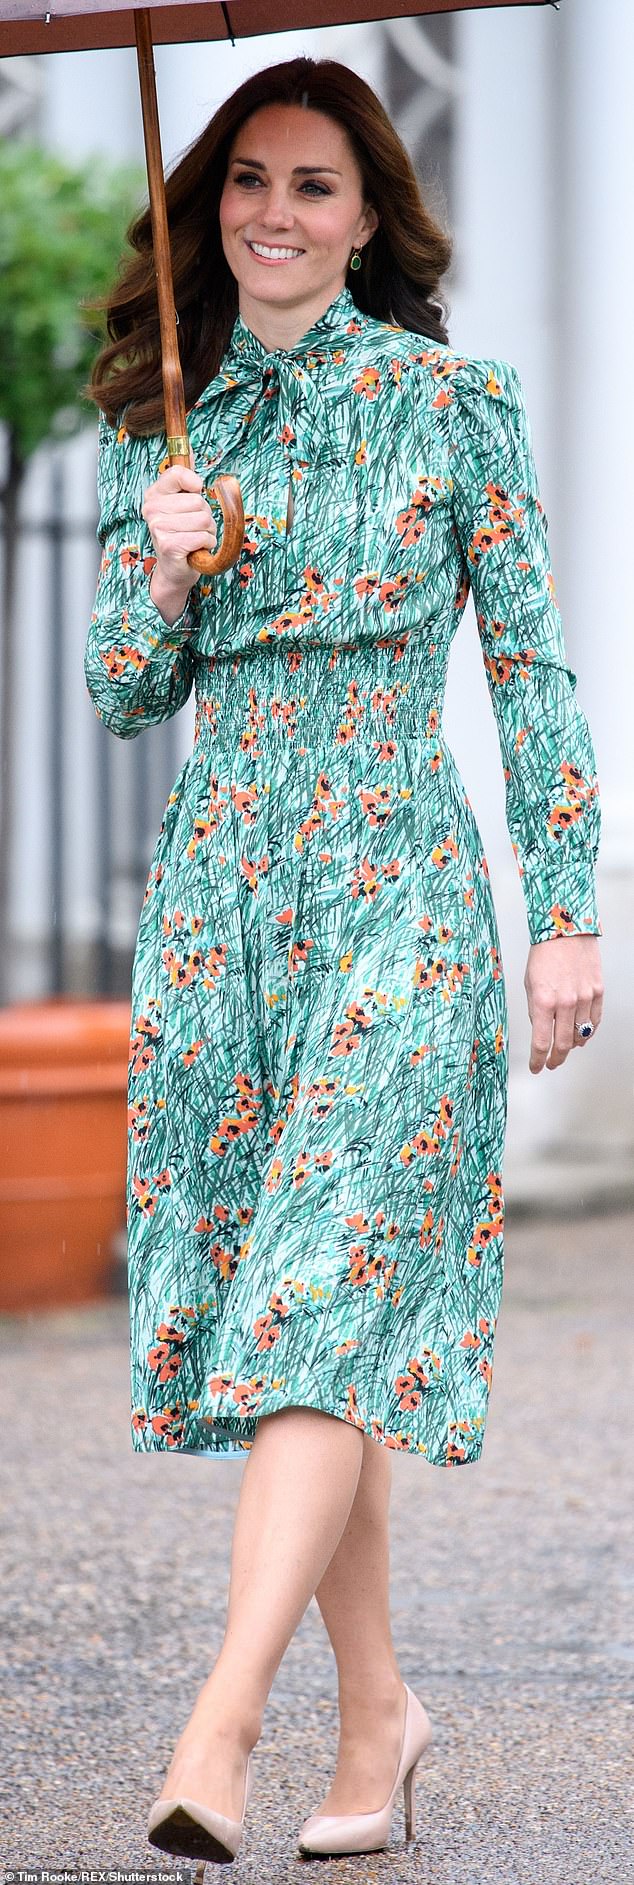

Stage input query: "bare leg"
[
  {"left": 154, "top": 1407, "right": 364, "bottom": 1821},
  {"left": 310, "top": 1430, "right": 408, "bottom": 1814}
]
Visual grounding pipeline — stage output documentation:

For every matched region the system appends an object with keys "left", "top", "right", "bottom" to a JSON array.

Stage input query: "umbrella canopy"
[
  {"left": 0, "top": 1, "right": 554, "bottom": 58},
  {"left": 0, "top": 0, "right": 557, "bottom": 572}
]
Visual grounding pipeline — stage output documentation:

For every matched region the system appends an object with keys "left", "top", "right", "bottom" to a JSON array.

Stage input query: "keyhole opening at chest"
[{"left": 286, "top": 476, "right": 295, "bottom": 535}]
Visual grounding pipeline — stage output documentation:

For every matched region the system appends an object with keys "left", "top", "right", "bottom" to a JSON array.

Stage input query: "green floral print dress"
[{"left": 85, "top": 283, "right": 602, "bottom": 1467}]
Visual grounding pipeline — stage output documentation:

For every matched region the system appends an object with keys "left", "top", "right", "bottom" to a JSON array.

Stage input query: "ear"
[{"left": 361, "top": 203, "right": 380, "bottom": 243}]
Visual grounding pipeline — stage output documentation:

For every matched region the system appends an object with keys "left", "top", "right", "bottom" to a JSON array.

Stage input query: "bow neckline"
[
  {"left": 223, "top": 282, "right": 369, "bottom": 371},
  {"left": 188, "top": 284, "right": 375, "bottom": 482}
]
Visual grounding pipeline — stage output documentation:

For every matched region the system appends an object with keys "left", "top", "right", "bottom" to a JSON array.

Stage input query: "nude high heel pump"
[
  {"left": 147, "top": 1752, "right": 253, "bottom": 1864},
  {"left": 297, "top": 1684, "right": 432, "bottom": 1857}
]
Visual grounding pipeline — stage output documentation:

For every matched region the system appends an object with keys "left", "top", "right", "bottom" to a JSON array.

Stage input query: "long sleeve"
[
  {"left": 84, "top": 412, "right": 200, "bottom": 740},
  {"left": 447, "top": 355, "right": 602, "bottom": 945}
]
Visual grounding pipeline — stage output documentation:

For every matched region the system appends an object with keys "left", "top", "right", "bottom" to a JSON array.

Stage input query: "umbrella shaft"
[{"left": 134, "top": 7, "right": 189, "bottom": 460}]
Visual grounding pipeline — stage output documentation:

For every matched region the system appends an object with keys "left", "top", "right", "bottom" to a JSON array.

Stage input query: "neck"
[{"left": 236, "top": 278, "right": 348, "bottom": 354}]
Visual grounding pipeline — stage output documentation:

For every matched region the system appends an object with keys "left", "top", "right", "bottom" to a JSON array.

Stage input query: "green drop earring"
[{"left": 349, "top": 247, "right": 362, "bottom": 271}]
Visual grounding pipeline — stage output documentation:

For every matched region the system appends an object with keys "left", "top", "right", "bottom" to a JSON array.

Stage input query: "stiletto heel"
[
  {"left": 297, "top": 1684, "right": 432, "bottom": 1857},
  {"left": 147, "top": 1750, "right": 252, "bottom": 1864},
  {"left": 403, "top": 1759, "right": 417, "bottom": 1841}
]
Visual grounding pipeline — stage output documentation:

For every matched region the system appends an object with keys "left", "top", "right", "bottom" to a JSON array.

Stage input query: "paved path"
[{"left": 1, "top": 1208, "right": 633, "bottom": 1884}]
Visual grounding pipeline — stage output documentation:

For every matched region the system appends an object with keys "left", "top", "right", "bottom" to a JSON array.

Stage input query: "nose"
[{"left": 255, "top": 187, "right": 297, "bottom": 230}]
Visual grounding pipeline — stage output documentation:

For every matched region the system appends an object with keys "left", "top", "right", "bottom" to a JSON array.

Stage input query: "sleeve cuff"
[{"left": 519, "top": 846, "right": 603, "bottom": 945}]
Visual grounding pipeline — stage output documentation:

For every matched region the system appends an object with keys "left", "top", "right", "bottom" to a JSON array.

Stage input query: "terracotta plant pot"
[{"left": 0, "top": 997, "right": 130, "bottom": 1313}]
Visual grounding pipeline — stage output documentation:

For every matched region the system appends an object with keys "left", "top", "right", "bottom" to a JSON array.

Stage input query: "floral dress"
[{"left": 84, "top": 282, "right": 602, "bottom": 1467}]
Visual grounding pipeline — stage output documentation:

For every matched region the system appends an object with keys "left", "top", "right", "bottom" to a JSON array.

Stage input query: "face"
[{"left": 219, "top": 102, "right": 379, "bottom": 336}]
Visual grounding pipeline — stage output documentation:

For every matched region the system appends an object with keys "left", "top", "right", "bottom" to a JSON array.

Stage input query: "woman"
[{"left": 85, "top": 54, "right": 604, "bottom": 1866}]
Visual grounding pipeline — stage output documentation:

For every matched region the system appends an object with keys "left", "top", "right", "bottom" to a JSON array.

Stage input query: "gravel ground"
[{"left": 2, "top": 1207, "right": 633, "bottom": 1885}]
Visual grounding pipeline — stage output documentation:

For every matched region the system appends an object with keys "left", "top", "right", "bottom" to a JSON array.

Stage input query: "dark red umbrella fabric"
[{"left": 0, "top": 0, "right": 556, "bottom": 57}]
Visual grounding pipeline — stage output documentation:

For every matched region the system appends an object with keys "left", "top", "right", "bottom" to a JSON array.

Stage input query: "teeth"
[{"left": 249, "top": 242, "right": 304, "bottom": 259}]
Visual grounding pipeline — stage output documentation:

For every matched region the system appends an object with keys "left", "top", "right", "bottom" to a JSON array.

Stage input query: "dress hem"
[{"left": 129, "top": 1389, "right": 491, "bottom": 1468}]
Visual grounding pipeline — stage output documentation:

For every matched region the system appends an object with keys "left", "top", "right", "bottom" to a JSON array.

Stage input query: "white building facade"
[{"left": 1, "top": 0, "right": 629, "bottom": 1209}]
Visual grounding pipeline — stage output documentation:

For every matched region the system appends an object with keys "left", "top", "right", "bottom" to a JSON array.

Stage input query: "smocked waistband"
[{"left": 192, "top": 647, "right": 444, "bottom": 758}]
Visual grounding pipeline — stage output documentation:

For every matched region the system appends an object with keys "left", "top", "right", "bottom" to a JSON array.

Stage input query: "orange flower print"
[{"left": 86, "top": 285, "right": 601, "bottom": 1467}]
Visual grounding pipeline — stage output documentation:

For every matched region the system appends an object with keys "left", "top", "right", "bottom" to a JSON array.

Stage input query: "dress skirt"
[{"left": 125, "top": 643, "right": 508, "bottom": 1466}]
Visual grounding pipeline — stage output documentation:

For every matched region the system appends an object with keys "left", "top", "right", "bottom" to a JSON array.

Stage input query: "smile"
[{"left": 246, "top": 241, "right": 305, "bottom": 263}]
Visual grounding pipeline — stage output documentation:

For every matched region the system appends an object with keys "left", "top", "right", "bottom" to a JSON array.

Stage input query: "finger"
[
  {"left": 546, "top": 994, "right": 577, "bottom": 1069},
  {"left": 528, "top": 999, "right": 555, "bottom": 1074},
  {"left": 573, "top": 988, "right": 604, "bottom": 1047},
  {"left": 569, "top": 980, "right": 603, "bottom": 1055},
  {"left": 153, "top": 465, "right": 204, "bottom": 494},
  {"left": 146, "top": 509, "right": 210, "bottom": 544},
  {"left": 150, "top": 501, "right": 216, "bottom": 530},
  {"left": 159, "top": 463, "right": 204, "bottom": 491},
  {"left": 590, "top": 990, "right": 604, "bottom": 1028},
  {"left": 155, "top": 529, "right": 218, "bottom": 560},
  {"left": 148, "top": 487, "right": 213, "bottom": 512},
  {"left": 147, "top": 505, "right": 218, "bottom": 542}
]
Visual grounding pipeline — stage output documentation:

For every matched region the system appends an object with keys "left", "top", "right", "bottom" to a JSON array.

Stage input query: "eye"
[{"left": 233, "top": 171, "right": 332, "bottom": 198}]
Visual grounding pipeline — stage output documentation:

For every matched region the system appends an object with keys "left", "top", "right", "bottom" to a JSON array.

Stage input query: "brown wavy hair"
[{"left": 86, "top": 54, "right": 453, "bottom": 435}]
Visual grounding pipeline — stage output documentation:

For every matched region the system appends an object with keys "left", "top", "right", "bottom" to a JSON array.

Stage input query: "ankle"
[
  {"left": 337, "top": 1668, "right": 404, "bottom": 1716},
  {"left": 189, "top": 1677, "right": 263, "bottom": 1753}
]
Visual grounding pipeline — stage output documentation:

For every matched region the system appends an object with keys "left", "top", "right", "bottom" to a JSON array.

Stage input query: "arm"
[
  {"left": 447, "top": 355, "right": 602, "bottom": 946},
  {"left": 84, "top": 413, "right": 199, "bottom": 740}
]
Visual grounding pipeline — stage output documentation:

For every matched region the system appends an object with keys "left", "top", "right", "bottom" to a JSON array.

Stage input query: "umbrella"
[{"left": 0, "top": 0, "right": 557, "bottom": 573}]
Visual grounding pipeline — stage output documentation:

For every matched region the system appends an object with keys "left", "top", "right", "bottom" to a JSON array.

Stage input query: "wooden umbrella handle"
[
  {"left": 187, "top": 476, "right": 245, "bottom": 577},
  {"left": 135, "top": 8, "right": 245, "bottom": 577},
  {"left": 188, "top": 475, "right": 245, "bottom": 576},
  {"left": 165, "top": 460, "right": 245, "bottom": 577}
]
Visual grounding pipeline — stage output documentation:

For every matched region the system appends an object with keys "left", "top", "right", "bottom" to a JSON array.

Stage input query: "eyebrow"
[{"left": 231, "top": 157, "right": 342, "bottom": 176}]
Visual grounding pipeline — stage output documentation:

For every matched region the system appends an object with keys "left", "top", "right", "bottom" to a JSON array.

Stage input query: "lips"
[{"left": 246, "top": 240, "right": 305, "bottom": 262}]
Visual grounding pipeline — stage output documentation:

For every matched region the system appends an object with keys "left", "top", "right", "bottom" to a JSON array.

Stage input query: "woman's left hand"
[{"left": 524, "top": 934, "right": 604, "bottom": 1073}]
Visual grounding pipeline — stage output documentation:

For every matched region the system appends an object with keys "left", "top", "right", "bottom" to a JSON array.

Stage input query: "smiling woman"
[
  {"left": 218, "top": 106, "right": 379, "bottom": 351},
  {"left": 83, "top": 49, "right": 603, "bottom": 1873},
  {"left": 86, "top": 54, "right": 452, "bottom": 431}
]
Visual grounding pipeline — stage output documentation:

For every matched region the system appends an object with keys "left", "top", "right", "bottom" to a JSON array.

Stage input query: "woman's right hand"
[{"left": 142, "top": 452, "right": 218, "bottom": 624}]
